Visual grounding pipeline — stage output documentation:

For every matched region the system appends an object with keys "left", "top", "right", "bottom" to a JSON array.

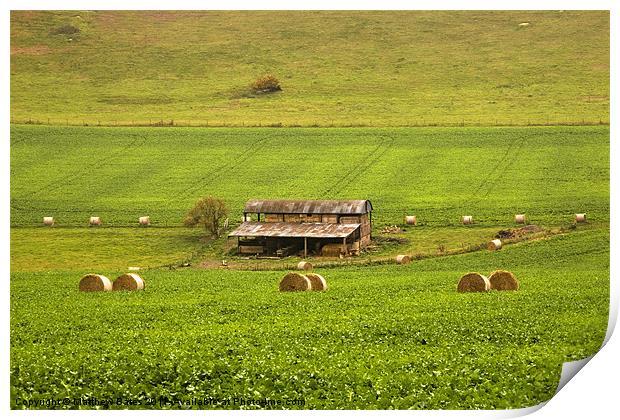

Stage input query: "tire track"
[
  {"left": 460, "top": 132, "right": 533, "bottom": 207},
  {"left": 175, "top": 135, "right": 270, "bottom": 200},
  {"left": 321, "top": 135, "right": 395, "bottom": 198},
  {"left": 28, "top": 133, "right": 149, "bottom": 198}
]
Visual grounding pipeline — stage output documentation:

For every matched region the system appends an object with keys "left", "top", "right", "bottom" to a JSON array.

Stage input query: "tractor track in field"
[
  {"left": 12, "top": 134, "right": 150, "bottom": 212},
  {"left": 27, "top": 134, "right": 149, "bottom": 198},
  {"left": 321, "top": 134, "right": 395, "bottom": 199},
  {"left": 175, "top": 136, "right": 270, "bottom": 200},
  {"left": 462, "top": 132, "right": 533, "bottom": 207}
]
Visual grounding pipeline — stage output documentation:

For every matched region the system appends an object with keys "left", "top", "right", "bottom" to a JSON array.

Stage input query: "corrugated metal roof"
[
  {"left": 244, "top": 199, "right": 372, "bottom": 214},
  {"left": 228, "top": 222, "right": 360, "bottom": 238}
]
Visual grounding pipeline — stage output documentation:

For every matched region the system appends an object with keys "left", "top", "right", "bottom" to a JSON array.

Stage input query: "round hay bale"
[
  {"left": 457, "top": 272, "right": 490, "bottom": 293},
  {"left": 297, "top": 261, "right": 313, "bottom": 271},
  {"left": 89, "top": 216, "right": 102, "bottom": 226},
  {"left": 279, "top": 272, "right": 311, "bottom": 292},
  {"left": 395, "top": 255, "right": 411, "bottom": 264},
  {"left": 113, "top": 273, "right": 145, "bottom": 291},
  {"left": 79, "top": 274, "right": 112, "bottom": 292},
  {"left": 575, "top": 213, "right": 586, "bottom": 223},
  {"left": 462, "top": 216, "right": 473, "bottom": 225},
  {"left": 489, "top": 270, "right": 519, "bottom": 291},
  {"left": 405, "top": 215, "right": 417, "bottom": 225},
  {"left": 487, "top": 239, "right": 502, "bottom": 251},
  {"left": 43, "top": 216, "right": 54, "bottom": 226},
  {"left": 139, "top": 216, "right": 150, "bottom": 226},
  {"left": 514, "top": 214, "right": 526, "bottom": 224},
  {"left": 306, "top": 273, "right": 328, "bottom": 291}
]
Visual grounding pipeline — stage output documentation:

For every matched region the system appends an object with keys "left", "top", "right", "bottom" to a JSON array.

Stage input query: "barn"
[{"left": 228, "top": 199, "right": 373, "bottom": 257}]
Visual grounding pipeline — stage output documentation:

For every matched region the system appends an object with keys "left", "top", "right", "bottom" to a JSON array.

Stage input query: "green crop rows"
[
  {"left": 11, "top": 229, "right": 609, "bottom": 409},
  {"left": 10, "top": 125, "right": 609, "bottom": 228}
]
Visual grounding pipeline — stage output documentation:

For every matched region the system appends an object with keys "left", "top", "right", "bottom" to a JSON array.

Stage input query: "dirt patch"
[
  {"left": 10, "top": 45, "right": 53, "bottom": 56},
  {"left": 495, "top": 224, "right": 544, "bottom": 239}
]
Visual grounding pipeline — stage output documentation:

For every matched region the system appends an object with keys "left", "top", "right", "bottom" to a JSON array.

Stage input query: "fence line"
[{"left": 9, "top": 117, "right": 610, "bottom": 129}]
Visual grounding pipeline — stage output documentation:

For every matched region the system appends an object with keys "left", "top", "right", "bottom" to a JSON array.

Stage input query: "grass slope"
[
  {"left": 10, "top": 229, "right": 609, "bottom": 409},
  {"left": 10, "top": 11, "right": 609, "bottom": 126}
]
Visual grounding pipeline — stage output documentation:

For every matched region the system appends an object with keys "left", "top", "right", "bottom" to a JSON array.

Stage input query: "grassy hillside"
[
  {"left": 11, "top": 229, "right": 609, "bottom": 409},
  {"left": 10, "top": 11, "right": 609, "bottom": 126}
]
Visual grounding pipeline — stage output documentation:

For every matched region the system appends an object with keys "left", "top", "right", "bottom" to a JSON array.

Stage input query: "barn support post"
[{"left": 304, "top": 237, "right": 307, "bottom": 258}]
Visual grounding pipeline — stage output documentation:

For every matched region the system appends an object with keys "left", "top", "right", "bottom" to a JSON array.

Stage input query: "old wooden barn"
[{"left": 228, "top": 199, "right": 373, "bottom": 257}]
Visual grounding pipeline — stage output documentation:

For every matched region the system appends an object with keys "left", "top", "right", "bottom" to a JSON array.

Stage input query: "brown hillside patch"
[{"left": 11, "top": 45, "right": 53, "bottom": 56}]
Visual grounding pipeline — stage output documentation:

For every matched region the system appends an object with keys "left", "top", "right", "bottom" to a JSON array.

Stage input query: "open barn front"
[{"left": 229, "top": 221, "right": 361, "bottom": 257}]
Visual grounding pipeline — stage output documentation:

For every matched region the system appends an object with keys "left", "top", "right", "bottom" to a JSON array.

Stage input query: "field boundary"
[{"left": 9, "top": 118, "right": 610, "bottom": 129}]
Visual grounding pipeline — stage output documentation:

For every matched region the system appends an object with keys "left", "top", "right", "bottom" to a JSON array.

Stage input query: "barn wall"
[
  {"left": 322, "top": 214, "right": 338, "bottom": 223},
  {"left": 264, "top": 213, "right": 283, "bottom": 222}
]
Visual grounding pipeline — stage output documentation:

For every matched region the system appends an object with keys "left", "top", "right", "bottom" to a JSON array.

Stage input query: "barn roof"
[
  {"left": 228, "top": 222, "right": 360, "bottom": 238},
  {"left": 243, "top": 199, "right": 372, "bottom": 215}
]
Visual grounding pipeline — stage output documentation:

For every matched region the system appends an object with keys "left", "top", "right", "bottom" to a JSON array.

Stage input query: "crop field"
[
  {"left": 9, "top": 124, "right": 610, "bottom": 409},
  {"left": 10, "top": 125, "right": 609, "bottom": 228},
  {"left": 10, "top": 11, "right": 609, "bottom": 126},
  {"left": 11, "top": 230, "right": 609, "bottom": 409}
]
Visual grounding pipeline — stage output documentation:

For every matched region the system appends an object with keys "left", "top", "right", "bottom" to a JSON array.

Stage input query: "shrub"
[
  {"left": 50, "top": 25, "right": 80, "bottom": 36},
  {"left": 184, "top": 196, "right": 228, "bottom": 238},
  {"left": 250, "top": 74, "right": 282, "bottom": 94}
]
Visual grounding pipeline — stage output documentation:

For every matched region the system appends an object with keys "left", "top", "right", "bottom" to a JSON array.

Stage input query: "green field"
[
  {"left": 10, "top": 10, "right": 609, "bottom": 126},
  {"left": 10, "top": 125, "right": 610, "bottom": 409},
  {"left": 11, "top": 229, "right": 609, "bottom": 409},
  {"left": 10, "top": 125, "right": 609, "bottom": 228}
]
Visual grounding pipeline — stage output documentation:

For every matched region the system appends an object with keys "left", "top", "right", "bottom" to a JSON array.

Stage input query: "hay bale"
[
  {"left": 79, "top": 274, "right": 112, "bottom": 292},
  {"left": 279, "top": 272, "right": 311, "bottom": 292},
  {"left": 457, "top": 272, "right": 490, "bottom": 293},
  {"left": 487, "top": 239, "right": 502, "bottom": 251},
  {"left": 113, "top": 273, "right": 145, "bottom": 291},
  {"left": 128, "top": 266, "right": 141, "bottom": 271},
  {"left": 515, "top": 214, "right": 526, "bottom": 224},
  {"left": 43, "top": 216, "right": 54, "bottom": 226},
  {"left": 139, "top": 216, "right": 150, "bottom": 226},
  {"left": 462, "top": 215, "right": 473, "bottom": 225},
  {"left": 489, "top": 270, "right": 519, "bottom": 291},
  {"left": 575, "top": 213, "right": 587, "bottom": 223},
  {"left": 89, "top": 216, "right": 102, "bottom": 226},
  {"left": 405, "top": 215, "right": 417, "bottom": 225},
  {"left": 321, "top": 244, "right": 344, "bottom": 257},
  {"left": 395, "top": 255, "right": 411, "bottom": 264},
  {"left": 306, "top": 273, "right": 327, "bottom": 291},
  {"left": 297, "top": 261, "right": 313, "bottom": 271},
  {"left": 518, "top": 22, "right": 530, "bottom": 27}
]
